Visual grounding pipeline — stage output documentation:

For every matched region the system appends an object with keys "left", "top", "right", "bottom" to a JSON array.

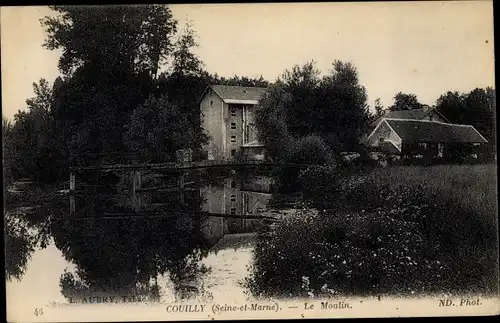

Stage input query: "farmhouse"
[
  {"left": 365, "top": 105, "right": 488, "bottom": 160},
  {"left": 366, "top": 118, "right": 488, "bottom": 159},
  {"left": 199, "top": 84, "right": 267, "bottom": 160}
]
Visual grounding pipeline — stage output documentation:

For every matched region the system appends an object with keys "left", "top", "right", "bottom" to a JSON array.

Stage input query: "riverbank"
[{"left": 246, "top": 164, "right": 499, "bottom": 298}]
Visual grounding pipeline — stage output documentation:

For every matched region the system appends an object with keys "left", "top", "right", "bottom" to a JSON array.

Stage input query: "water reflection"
[
  {"left": 5, "top": 188, "right": 60, "bottom": 281},
  {"left": 200, "top": 176, "right": 272, "bottom": 245},
  {"left": 5, "top": 210, "right": 44, "bottom": 281},
  {"left": 5, "top": 171, "right": 274, "bottom": 305}
]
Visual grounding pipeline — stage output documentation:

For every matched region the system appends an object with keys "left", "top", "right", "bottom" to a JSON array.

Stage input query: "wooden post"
[
  {"left": 133, "top": 171, "right": 142, "bottom": 211},
  {"left": 69, "top": 171, "right": 75, "bottom": 215},
  {"left": 178, "top": 172, "right": 185, "bottom": 205},
  {"left": 70, "top": 171, "right": 76, "bottom": 191}
]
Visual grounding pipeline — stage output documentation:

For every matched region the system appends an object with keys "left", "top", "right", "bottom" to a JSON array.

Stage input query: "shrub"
[
  {"left": 285, "top": 135, "right": 335, "bottom": 165},
  {"left": 246, "top": 207, "right": 447, "bottom": 298},
  {"left": 298, "top": 165, "right": 344, "bottom": 208},
  {"left": 274, "top": 135, "right": 335, "bottom": 192},
  {"left": 247, "top": 164, "right": 498, "bottom": 298}
]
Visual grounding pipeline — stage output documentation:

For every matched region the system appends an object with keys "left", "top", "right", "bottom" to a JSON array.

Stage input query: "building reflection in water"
[{"left": 200, "top": 175, "right": 272, "bottom": 246}]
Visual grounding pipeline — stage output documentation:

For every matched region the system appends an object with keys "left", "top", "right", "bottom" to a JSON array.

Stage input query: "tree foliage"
[
  {"left": 124, "top": 95, "right": 203, "bottom": 163},
  {"left": 41, "top": 5, "right": 177, "bottom": 78},
  {"left": 211, "top": 74, "right": 270, "bottom": 88},
  {"left": 273, "top": 134, "right": 335, "bottom": 192},
  {"left": 3, "top": 6, "right": 180, "bottom": 182},
  {"left": 3, "top": 79, "right": 68, "bottom": 182},
  {"left": 388, "top": 92, "right": 425, "bottom": 111},
  {"left": 3, "top": 115, "right": 14, "bottom": 185},
  {"left": 317, "top": 61, "right": 370, "bottom": 150},
  {"left": 255, "top": 60, "right": 369, "bottom": 160},
  {"left": 35, "top": 5, "right": 184, "bottom": 170},
  {"left": 253, "top": 81, "right": 293, "bottom": 161},
  {"left": 373, "top": 98, "right": 385, "bottom": 119},
  {"left": 171, "top": 21, "right": 203, "bottom": 77},
  {"left": 436, "top": 87, "right": 496, "bottom": 145}
]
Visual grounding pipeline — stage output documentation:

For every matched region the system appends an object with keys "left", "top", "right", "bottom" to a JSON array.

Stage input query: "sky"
[{"left": 1, "top": 2, "right": 495, "bottom": 120}]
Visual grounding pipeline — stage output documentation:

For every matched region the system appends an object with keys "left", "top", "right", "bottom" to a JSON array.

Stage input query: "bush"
[
  {"left": 247, "top": 164, "right": 498, "bottom": 298},
  {"left": 274, "top": 135, "right": 335, "bottom": 192},
  {"left": 298, "top": 165, "right": 345, "bottom": 208},
  {"left": 284, "top": 135, "right": 335, "bottom": 165},
  {"left": 246, "top": 207, "right": 447, "bottom": 298}
]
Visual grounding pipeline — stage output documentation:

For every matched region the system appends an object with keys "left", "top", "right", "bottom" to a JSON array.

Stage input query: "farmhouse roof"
[
  {"left": 386, "top": 107, "right": 431, "bottom": 119},
  {"left": 371, "top": 106, "right": 450, "bottom": 127},
  {"left": 385, "top": 119, "right": 488, "bottom": 143}
]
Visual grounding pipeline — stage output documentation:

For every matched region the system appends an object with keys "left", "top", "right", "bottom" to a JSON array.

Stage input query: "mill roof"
[{"left": 202, "top": 85, "right": 267, "bottom": 104}]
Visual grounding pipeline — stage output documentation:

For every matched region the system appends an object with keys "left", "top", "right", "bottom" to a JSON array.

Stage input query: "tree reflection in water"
[
  {"left": 4, "top": 210, "right": 44, "bottom": 281},
  {"left": 4, "top": 187, "right": 58, "bottom": 281},
  {"left": 5, "top": 179, "right": 214, "bottom": 303},
  {"left": 54, "top": 188, "right": 212, "bottom": 302}
]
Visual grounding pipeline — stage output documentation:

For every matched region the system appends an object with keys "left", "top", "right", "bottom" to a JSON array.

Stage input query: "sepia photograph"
[{"left": 2, "top": 2, "right": 499, "bottom": 322}]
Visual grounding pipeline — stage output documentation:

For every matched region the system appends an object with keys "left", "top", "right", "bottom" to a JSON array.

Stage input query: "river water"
[{"left": 5, "top": 172, "right": 290, "bottom": 310}]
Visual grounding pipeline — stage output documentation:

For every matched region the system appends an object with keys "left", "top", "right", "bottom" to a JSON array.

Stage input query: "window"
[
  {"left": 230, "top": 136, "right": 236, "bottom": 143},
  {"left": 230, "top": 122, "right": 236, "bottom": 130},
  {"left": 209, "top": 100, "right": 213, "bottom": 106},
  {"left": 379, "top": 137, "right": 385, "bottom": 143},
  {"left": 230, "top": 208, "right": 236, "bottom": 215},
  {"left": 230, "top": 107, "right": 237, "bottom": 116},
  {"left": 231, "top": 149, "right": 236, "bottom": 158},
  {"left": 230, "top": 195, "right": 236, "bottom": 202},
  {"left": 230, "top": 180, "right": 236, "bottom": 188}
]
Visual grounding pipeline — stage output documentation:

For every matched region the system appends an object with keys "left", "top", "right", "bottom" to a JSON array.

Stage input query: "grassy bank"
[
  {"left": 246, "top": 164, "right": 499, "bottom": 298},
  {"left": 368, "top": 164, "right": 497, "bottom": 223}
]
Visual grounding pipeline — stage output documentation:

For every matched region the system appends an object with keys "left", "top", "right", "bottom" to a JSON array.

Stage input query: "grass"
[
  {"left": 364, "top": 164, "right": 498, "bottom": 295},
  {"left": 368, "top": 164, "right": 497, "bottom": 225},
  {"left": 246, "top": 163, "right": 499, "bottom": 298}
]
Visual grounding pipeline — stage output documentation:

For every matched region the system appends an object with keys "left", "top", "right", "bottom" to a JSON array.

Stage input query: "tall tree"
[
  {"left": 317, "top": 60, "right": 370, "bottom": 150},
  {"left": 388, "top": 92, "right": 425, "bottom": 111},
  {"left": 124, "top": 95, "right": 200, "bottom": 163},
  {"left": 254, "top": 80, "right": 294, "bottom": 161},
  {"left": 171, "top": 21, "right": 203, "bottom": 77},
  {"left": 3, "top": 115, "right": 14, "bottom": 185},
  {"left": 255, "top": 60, "right": 370, "bottom": 158},
  {"left": 463, "top": 88, "right": 496, "bottom": 143},
  {"left": 435, "top": 91, "right": 467, "bottom": 123},
  {"left": 41, "top": 5, "right": 177, "bottom": 78},
  {"left": 4, "top": 79, "right": 66, "bottom": 182},
  {"left": 435, "top": 87, "right": 496, "bottom": 158},
  {"left": 2, "top": 115, "right": 13, "bottom": 147},
  {"left": 374, "top": 98, "right": 385, "bottom": 118},
  {"left": 281, "top": 61, "right": 321, "bottom": 138},
  {"left": 40, "top": 5, "right": 179, "bottom": 165}
]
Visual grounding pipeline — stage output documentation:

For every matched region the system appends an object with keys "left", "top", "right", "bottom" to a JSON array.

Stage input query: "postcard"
[{"left": 3, "top": 2, "right": 499, "bottom": 322}]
